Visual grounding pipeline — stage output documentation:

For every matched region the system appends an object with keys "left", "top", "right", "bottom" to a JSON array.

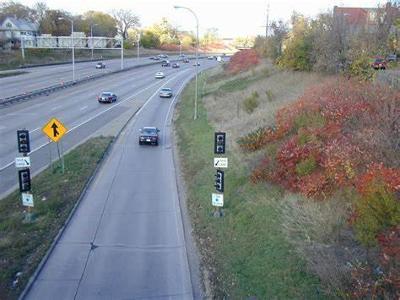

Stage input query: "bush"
[
  {"left": 226, "top": 49, "right": 260, "bottom": 74},
  {"left": 296, "top": 156, "right": 317, "bottom": 177},
  {"left": 352, "top": 164, "right": 400, "bottom": 246},
  {"left": 243, "top": 91, "right": 259, "bottom": 113},
  {"left": 348, "top": 52, "right": 375, "bottom": 81},
  {"left": 265, "top": 89, "right": 274, "bottom": 102}
]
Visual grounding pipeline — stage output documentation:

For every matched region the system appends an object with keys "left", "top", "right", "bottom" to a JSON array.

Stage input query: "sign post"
[
  {"left": 213, "top": 131, "right": 227, "bottom": 217},
  {"left": 16, "top": 129, "right": 34, "bottom": 222},
  {"left": 42, "top": 118, "right": 67, "bottom": 173}
]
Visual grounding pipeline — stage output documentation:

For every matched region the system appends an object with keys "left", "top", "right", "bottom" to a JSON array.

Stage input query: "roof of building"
[
  {"left": 333, "top": 7, "right": 371, "bottom": 26},
  {"left": 1, "top": 17, "right": 38, "bottom": 32}
]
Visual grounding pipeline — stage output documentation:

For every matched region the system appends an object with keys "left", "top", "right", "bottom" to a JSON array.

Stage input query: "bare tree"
[
  {"left": 33, "top": 2, "right": 48, "bottom": 24},
  {"left": 112, "top": 9, "right": 140, "bottom": 39}
]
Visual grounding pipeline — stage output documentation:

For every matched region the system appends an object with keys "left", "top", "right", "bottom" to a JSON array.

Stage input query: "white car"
[{"left": 155, "top": 72, "right": 165, "bottom": 79}]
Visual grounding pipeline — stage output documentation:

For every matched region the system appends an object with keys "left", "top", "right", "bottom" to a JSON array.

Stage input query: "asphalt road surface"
[
  {"left": 0, "top": 54, "right": 191, "bottom": 100},
  {"left": 22, "top": 60, "right": 207, "bottom": 299},
  {"left": 0, "top": 59, "right": 216, "bottom": 197}
]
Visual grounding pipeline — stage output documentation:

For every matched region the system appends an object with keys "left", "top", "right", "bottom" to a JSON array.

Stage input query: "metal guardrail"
[{"left": 0, "top": 56, "right": 208, "bottom": 107}]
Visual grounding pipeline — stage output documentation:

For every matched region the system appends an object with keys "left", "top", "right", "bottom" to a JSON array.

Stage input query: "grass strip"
[
  {"left": 175, "top": 71, "right": 324, "bottom": 299},
  {"left": 0, "top": 136, "right": 113, "bottom": 300},
  {"left": 0, "top": 71, "right": 28, "bottom": 78}
]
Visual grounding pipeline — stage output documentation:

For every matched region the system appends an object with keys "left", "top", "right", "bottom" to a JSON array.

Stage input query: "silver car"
[
  {"left": 159, "top": 88, "right": 173, "bottom": 98},
  {"left": 155, "top": 72, "right": 165, "bottom": 79}
]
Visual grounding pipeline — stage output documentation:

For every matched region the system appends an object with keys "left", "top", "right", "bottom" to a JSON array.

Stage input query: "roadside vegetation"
[
  {"left": 175, "top": 50, "right": 325, "bottom": 299},
  {"left": 253, "top": 3, "right": 400, "bottom": 85},
  {"left": 0, "top": 136, "right": 113, "bottom": 300},
  {"left": 176, "top": 48, "right": 400, "bottom": 298}
]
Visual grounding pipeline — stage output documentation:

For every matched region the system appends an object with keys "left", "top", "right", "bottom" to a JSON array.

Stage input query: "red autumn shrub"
[
  {"left": 226, "top": 49, "right": 260, "bottom": 74},
  {"left": 241, "top": 78, "right": 400, "bottom": 199}
]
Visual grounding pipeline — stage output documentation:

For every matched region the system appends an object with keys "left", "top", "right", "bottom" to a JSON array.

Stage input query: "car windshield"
[
  {"left": 375, "top": 58, "right": 384, "bottom": 62},
  {"left": 142, "top": 128, "right": 157, "bottom": 134},
  {"left": 101, "top": 92, "right": 112, "bottom": 96},
  {"left": 161, "top": 88, "right": 171, "bottom": 92}
]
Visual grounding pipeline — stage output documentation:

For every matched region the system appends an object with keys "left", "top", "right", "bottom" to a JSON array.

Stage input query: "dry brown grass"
[
  {"left": 202, "top": 60, "right": 325, "bottom": 159},
  {"left": 278, "top": 192, "right": 370, "bottom": 296}
]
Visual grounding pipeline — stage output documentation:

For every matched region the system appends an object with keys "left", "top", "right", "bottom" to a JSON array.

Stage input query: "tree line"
[
  {"left": 0, "top": 1, "right": 224, "bottom": 49},
  {"left": 254, "top": 1, "right": 400, "bottom": 76}
]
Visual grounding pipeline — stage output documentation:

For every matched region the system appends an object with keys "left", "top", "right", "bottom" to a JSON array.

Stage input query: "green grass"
[
  {"left": 0, "top": 136, "right": 113, "bottom": 300},
  {"left": 175, "top": 71, "right": 324, "bottom": 298},
  {"left": 0, "top": 71, "right": 28, "bottom": 78},
  {"left": 203, "top": 71, "right": 268, "bottom": 97}
]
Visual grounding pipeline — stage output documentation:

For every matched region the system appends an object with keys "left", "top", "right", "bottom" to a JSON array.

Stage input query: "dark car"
[
  {"left": 159, "top": 88, "right": 173, "bottom": 98},
  {"left": 95, "top": 62, "right": 106, "bottom": 69},
  {"left": 98, "top": 92, "right": 117, "bottom": 103},
  {"left": 161, "top": 60, "right": 170, "bottom": 67},
  {"left": 139, "top": 127, "right": 160, "bottom": 146},
  {"left": 172, "top": 63, "right": 180, "bottom": 68},
  {"left": 183, "top": 58, "right": 190, "bottom": 63},
  {"left": 386, "top": 54, "right": 397, "bottom": 62},
  {"left": 371, "top": 57, "right": 387, "bottom": 70}
]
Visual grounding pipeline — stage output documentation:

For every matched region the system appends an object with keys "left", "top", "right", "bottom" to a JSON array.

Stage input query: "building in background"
[{"left": 0, "top": 17, "right": 38, "bottom": 49}]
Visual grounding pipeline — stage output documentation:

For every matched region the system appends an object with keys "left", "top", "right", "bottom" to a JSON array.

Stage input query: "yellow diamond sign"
[{"left": 42, "top": 118, "right": 67, "bottom": 142}]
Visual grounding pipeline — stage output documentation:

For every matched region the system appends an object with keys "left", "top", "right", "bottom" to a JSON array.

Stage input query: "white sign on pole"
[
  {"left": 214, "top": 157, "right": 228, "bottom": 168},
  {"left": 15, "top": 157, "right": 31, "bottom": 168},
  {"left": 21, "top": 193, "right": 34, "bottom": 207},
  {"left": 212, "top": 193, "right": 224, "bottom": 207}
]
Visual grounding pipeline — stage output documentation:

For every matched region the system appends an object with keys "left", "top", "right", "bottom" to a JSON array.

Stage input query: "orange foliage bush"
[{"left": 226, "top": 49, "right": 260, "bottom": 74}]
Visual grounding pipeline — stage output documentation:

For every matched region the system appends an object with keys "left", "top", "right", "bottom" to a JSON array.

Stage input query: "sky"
[{"left": 18, "top": 0, "right": 382, "bottom": 37}]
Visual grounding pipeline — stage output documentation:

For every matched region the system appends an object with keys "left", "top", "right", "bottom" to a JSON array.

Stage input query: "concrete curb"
[
  {"left": 0, "top": 56, "right": 207, "bottom": 107},
  {"left": 18, "top": 105, "right": 142, "bottom": 300},
  {"left": 171, "top": 75, "right": 206, "bottom": 300}
]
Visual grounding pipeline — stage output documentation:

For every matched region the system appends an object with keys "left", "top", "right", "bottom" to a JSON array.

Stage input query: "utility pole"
[{"left": 266, "top": 2, "right": 270, "bottom": 38}]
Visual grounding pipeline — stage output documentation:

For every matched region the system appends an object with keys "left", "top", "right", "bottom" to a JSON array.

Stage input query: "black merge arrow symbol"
[{"left": 51, "top": 123, "right": 59, "bottom": 137}]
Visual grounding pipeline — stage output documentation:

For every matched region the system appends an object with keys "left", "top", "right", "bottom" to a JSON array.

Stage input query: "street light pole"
[
  {"left": 174, "top": 5, "right": 199, "bottom": 120},
  {"left": 137, "top": 32, "right": 140, "bottom": 60},
  {"left": 58, "top": 17, "right": 75, "bottom": 81},
  {"left": 71, "top": 20, "right": 75, "bottom": 81},
  {"left": 90, "top": 24, "right": 98, "bottom": 61},
  {"left": 179, "top": 40, "right": 182, "bottom": 57}
]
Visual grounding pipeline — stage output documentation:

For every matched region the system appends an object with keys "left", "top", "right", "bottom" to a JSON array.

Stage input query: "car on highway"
[
  {"left": 172, "top": 63, "right": 180, "bottom": 68},
  {"left": 95, "top": 62, "right": 106, "bottom": 69},
  {"left": 208, "top": 56, "right": 215, "bottom": 60},
  {"left": 155, "top": 72, "right": 165, "bottom": 79},
  {"left": 98, "top": 92, "right": 117, "bottom": 103},
  {"left": 183, "top": 58, "right": 190, "bottom": 63},
  {"left": 159, "top": 88, "right": 173, "bottom": 98},
  {"left": 158, "top": 54, "right": 168, "bottom": 58},
  {"left": 139, "top": 127, "right": 160, "bottom": 146},
  {"left": 371, "top": 57, "right": 387, "bottom": 70},
  {"left": 161, "top": 60, "right": 170, "bottom": 67},
  {"left": 193, "top": 62, "right": 200, "bottom": 66}
]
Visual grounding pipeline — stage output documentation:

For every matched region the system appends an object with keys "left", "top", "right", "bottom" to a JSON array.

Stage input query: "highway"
[
  {"left": 0, "top": 57, "right": 217, "bottom": 299},
  {"left": 0, "top": 58, "right": 215, "bottom": 197},
  {"left": 0, "top": 54, "right": 190, "bottom": 100}
]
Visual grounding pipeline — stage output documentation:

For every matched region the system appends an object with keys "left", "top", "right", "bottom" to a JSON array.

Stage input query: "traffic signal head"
[
  {"left": 214, "top": 170, "right": 224, "bottom": 192},
  {"left": 18, "top": 169, "right": 31, "bottom": 192},
  {"left": 17, "top": 130, "right": 30, "bottom": 153},
  {"left": 214, "top": 132, "right": 226, "bottom": 154}
]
